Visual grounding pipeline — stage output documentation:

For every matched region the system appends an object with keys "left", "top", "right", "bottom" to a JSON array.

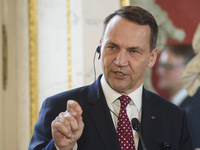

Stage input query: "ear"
[
  {"left": 148, "top": 48, "right": 158, "bottom": 68},
  {"left": 99, "top": 38, "right": 102, "bottom": 45}
]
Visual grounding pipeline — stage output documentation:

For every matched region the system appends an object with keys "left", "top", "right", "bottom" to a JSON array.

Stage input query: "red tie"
[{"left": 117, "top": 95, "right": 135, "bottom": 150}]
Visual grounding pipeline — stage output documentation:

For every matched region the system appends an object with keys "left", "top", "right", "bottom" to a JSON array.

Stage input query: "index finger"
[{"left": 67, "top": 100, "right": 82, "bottom": 117}]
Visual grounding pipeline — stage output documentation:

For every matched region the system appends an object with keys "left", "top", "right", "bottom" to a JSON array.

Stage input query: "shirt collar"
[
  {"left": 100, "top": 75, "right": 143, "bottom": 112},
  {"left": 170, "top": 88, "right": 188, "bottom": 106}
]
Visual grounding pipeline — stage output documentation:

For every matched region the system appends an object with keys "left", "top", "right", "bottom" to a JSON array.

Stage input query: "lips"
[
  {"left": 116, "top": 72, "right": 125, "bottom": 76},
  {"left": 114, "top": 71, "right": 127, "bottom": 78}
]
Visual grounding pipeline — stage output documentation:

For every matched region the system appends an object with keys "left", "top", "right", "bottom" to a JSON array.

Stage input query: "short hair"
[
  {"left": 102, "top": 6, "right": 158, "bottom": 51},
  {"left": 165, "top": 44, "right": 195, "bottom": 65}
]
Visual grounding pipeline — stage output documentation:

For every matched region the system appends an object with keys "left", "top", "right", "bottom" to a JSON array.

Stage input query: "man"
[
  {"left": 157, "top": 44, "right": 200, "bottom": 148},
  {"left": 156, "top": 44, "right": 195, "bottom": 104},
  {"left": 28, "top": 6, "right": 193, "bottom": 150}
]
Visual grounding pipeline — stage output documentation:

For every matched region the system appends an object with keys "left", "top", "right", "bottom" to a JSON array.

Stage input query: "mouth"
[
  {"left": 114, "top": 71, "right": 127, "bottom": 78},
  {"left": 116, "top": 72, "right": 125, "bottom": 76}
]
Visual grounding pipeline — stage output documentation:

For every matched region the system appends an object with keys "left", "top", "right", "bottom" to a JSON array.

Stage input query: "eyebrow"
[
  {"left": 127, "top": 46, "right": 145, "bottom": 53},
  {"left": 105, "top": 41, "right": 145, "bottom": 52},
  {"left": 106, "top": 41, "right": 119, "bottom": 47}
]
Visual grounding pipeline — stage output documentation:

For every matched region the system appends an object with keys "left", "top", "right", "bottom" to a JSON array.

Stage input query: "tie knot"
[{"left": 118, "top": 95, "right": 131, "bottom": 109}]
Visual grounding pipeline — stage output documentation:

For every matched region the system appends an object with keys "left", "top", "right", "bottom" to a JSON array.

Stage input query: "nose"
[{"left": 114, "top": 50, "right": 129, "bottom": 67}]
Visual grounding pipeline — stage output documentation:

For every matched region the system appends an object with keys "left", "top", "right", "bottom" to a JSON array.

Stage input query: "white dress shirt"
[{"left": 101, "top": 75, "right": 143, "bottom": 150}]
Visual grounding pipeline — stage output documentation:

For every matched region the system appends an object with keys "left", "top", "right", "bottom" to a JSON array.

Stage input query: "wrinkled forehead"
[{"left": 102, "top": 16, "right": 151, "bottom": 46}]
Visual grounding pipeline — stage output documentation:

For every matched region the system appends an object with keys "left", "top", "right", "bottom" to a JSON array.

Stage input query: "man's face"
[
  {"left": 100, "top": 16, "right": 157, "bottom": 95},
  {"left": 156, "top": 49, "right": 185, "bottom": 95}
]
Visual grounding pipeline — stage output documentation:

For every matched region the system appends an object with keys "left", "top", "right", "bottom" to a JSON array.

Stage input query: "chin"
[{"left": 111, "top": 83, "right": 128, "bottom": 92}]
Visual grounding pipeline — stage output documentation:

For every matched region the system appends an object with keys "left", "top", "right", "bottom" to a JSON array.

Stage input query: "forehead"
[
  {"left": 159, "top": 50, "right": 184, "bottom": 63},
  {"left": 103, "top": 16, "right": 151, "bottom": 48}
]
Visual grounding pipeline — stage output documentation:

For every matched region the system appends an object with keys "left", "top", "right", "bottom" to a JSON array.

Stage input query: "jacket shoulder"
[{"left": 143, "top": 88, "right": 184, "bottom": 114}]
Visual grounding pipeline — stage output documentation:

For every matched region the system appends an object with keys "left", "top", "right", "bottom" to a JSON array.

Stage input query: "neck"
[{"left": 168, "top": 87, "right": 183, "bottom": 98}]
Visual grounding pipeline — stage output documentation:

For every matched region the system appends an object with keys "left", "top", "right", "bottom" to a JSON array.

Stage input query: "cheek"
[
  {"left": 165, "top": 71, "right": 181, "bottom": 84},
  {"left": 102, "top": 53, "right": 115, "bottom": 65},
  {"left": 172, "top": 70, "right": 183, "bottom": 80},
  {"left": 101, "top": 55, "right": 112, "bottom": 71},
  {"left": 129, "top": 61, "right": 146, "bottom": 78},
  {"left": 131, "top": 58, "right": 148, "bottom": 71},
  {"left": 156, "top": 68, "right": 164, "bottom": 76}
]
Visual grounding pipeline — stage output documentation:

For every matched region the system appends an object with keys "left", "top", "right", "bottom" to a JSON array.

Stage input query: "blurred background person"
[
  {"left": 156, "top": 44, "right": 194, "bottom": 104},
  {"left": 156, "top": 44, "right": 200, "bottom": 149}
]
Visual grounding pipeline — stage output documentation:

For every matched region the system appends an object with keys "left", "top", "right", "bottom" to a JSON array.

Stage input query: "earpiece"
[
  {"left": 96, "top": 45, "right": 101, "bottom": 59},
  {"left": 96, "top": 45, "right": 101, "bottom": 54}
]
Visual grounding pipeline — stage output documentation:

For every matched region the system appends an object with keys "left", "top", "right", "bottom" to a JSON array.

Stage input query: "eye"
[
  {"left": 131, "top": 50, "right": 138, "bottom": 53},
  {"left": 128, "top": 48, "right": 142, "bottom": 57},
  {"left": 105, "top": 45, "right": 118, "bottom": 53},
  {"left": 108, "top": 46, "right": 116, "bottom": 50},
  {"left": 129, "top": 49, "right": 139, "bottom": 54}
]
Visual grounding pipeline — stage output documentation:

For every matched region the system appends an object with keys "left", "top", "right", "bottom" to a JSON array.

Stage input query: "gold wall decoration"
[
  {"left": 28, "top": 0, "right": 39, "bottom": 136},
  {"left": 2, "top": 25, "right": 7, "bottom": 90},
  {"left": 121, "top": 0, "right": 130, "bottom": 7},
  {"left": 67, "top": 0, "right": 72, "bottom": 90}
]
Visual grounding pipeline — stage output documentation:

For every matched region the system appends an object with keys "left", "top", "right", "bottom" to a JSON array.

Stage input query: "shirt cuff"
[{"left": 55, "top": 142, "right": 78, "bottom": 150}]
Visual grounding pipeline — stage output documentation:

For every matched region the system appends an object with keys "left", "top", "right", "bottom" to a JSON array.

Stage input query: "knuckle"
[
  {"left": 67, "top": 114, "right": 74, "bottom": 120},
  {"left": 59, "top": 112, "right": 65, "bottom": 116},
  {"left": 65, "top": 120, "right": 70, "bottom": 126},
  {"left": 56, "top": 122, "right": 64, "bottom": 128}
]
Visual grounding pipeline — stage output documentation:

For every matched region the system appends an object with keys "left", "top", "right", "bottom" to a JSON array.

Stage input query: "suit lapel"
[
  {"left": 87, "top": 77, "right": 161, "bottom": 150},
  {"left": 138, "top": 88, "right": 160, "bottom": 150},
  {"left": 86, "top": 77, "right": 121, "bottom": 150}
]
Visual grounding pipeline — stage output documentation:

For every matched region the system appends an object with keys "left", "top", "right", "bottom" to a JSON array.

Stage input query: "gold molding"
[
  {"left": 120, "top": 0, "right": 130, "bottom": 7},
  {"left": 2, "top": 25, "right": 7, "bottom": 90},
  {"left": 28, "top": 0, "right": 39, "bottom": 136},
  {"left": 67, "top": 0, "right": 72, "bottom": 90}
]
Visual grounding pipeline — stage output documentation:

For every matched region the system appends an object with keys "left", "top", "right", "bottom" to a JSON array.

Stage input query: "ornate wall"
[
  {"left": 0, "top": 0, "right": 30, "bottom": 149},
  {"left": 0, "top": 0, "right": 120, "bottom": 149}
]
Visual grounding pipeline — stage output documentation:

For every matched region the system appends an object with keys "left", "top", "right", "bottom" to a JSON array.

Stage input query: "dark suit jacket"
[
  {"left": 179, "top": 88, "right": 200, "bottom": 149},
  {"left": 28, "top": 75, "right": 193, "bottom": 150}
]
